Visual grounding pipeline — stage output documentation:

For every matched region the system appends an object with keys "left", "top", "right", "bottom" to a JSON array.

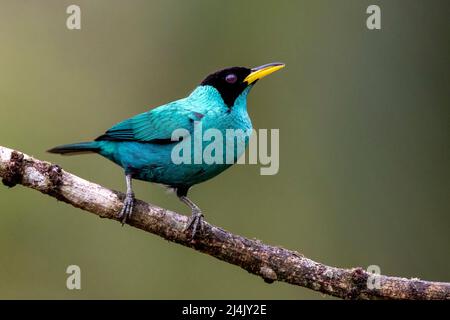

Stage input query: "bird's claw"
[
  {"left": 184, "top": 209, "right": 204, "bottom": 240},
  {"left": 119, "top": 192, "right": 134, "bottom": 225}
]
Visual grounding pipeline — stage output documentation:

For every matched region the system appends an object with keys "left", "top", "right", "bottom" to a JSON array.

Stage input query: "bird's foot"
[
  {"left": 119, "top": 192, "right": 135, "bottom": 225},
  {"left": 184, "top": 209, "right": 204, "bottom": 240}
]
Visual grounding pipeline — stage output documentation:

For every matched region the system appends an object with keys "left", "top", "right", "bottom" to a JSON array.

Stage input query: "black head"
[
  {"left": 200, "top": 67, "right": 252, "bottom": 108},
  {"left": 200, "top": 63, "right": 286, "bottom": 108}
]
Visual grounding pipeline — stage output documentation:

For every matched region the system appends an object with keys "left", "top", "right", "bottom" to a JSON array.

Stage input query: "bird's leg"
[
  {"left": 178, "top": 195, "right": 204, "bottom": 239},
  {"left": 119, "top": 173, "right": 134, "bottom": 225}
]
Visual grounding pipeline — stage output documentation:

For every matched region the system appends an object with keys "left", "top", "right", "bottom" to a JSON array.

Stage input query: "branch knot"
[
  {"left": 260, "top": 265, "right": 277, "bottom": 284},
  {"left": 2, "top": 151, "right": 24, "bottom": 188}
]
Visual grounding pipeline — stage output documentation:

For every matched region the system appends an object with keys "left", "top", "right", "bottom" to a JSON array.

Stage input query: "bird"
[{"left": 48, "top": 62, "right": 285, "bottom": 239}]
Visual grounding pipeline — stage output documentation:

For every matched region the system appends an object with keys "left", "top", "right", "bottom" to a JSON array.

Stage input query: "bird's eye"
[{"left": 225, "top": 74, "right": 237, "bottom": 84}]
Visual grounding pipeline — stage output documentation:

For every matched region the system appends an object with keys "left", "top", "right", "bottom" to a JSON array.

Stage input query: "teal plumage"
[{"left": 48, "top": 63, "right": 284, "bottom": 238}]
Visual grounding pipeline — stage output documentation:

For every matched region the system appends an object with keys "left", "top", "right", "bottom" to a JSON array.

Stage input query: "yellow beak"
[{"left": 244, "top": 62, "right": 285, "bottom": 85}]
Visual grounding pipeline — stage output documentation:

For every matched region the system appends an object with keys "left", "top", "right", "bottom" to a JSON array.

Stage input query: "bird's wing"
[{"left": 95, "top": 100, "right": 204, "bottom": 143}]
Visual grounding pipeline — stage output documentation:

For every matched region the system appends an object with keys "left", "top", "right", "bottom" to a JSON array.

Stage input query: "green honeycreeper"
[{"left": 48, "top": 62, "right": 285, "bottom": 238}]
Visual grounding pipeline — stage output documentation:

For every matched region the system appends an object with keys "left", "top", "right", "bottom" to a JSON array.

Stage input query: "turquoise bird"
[{"left": 48, "top": 62, "right": 285, "bottom": 238}]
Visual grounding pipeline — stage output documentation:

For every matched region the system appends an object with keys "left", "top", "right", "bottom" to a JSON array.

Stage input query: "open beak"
[{"left": 244, "top": 62, "right": 285, "bottom": 85}]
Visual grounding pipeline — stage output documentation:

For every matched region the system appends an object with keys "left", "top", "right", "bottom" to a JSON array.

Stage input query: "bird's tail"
[{"left": 47, "top": 141, "right": 100, "bottom": 155}]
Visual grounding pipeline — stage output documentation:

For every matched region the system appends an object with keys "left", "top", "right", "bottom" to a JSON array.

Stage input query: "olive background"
[{"left": 0, "top": 0, "right": 449, "bottom": 299}]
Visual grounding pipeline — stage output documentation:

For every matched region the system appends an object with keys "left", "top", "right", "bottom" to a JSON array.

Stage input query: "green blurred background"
[{"left": 0, "top": 0, "right": 449, "bottom": 299}]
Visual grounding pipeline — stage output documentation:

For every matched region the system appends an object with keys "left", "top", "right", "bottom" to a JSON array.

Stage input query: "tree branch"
[{"left": 0, "top": 145, "right": 449, "bottom": 300}]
